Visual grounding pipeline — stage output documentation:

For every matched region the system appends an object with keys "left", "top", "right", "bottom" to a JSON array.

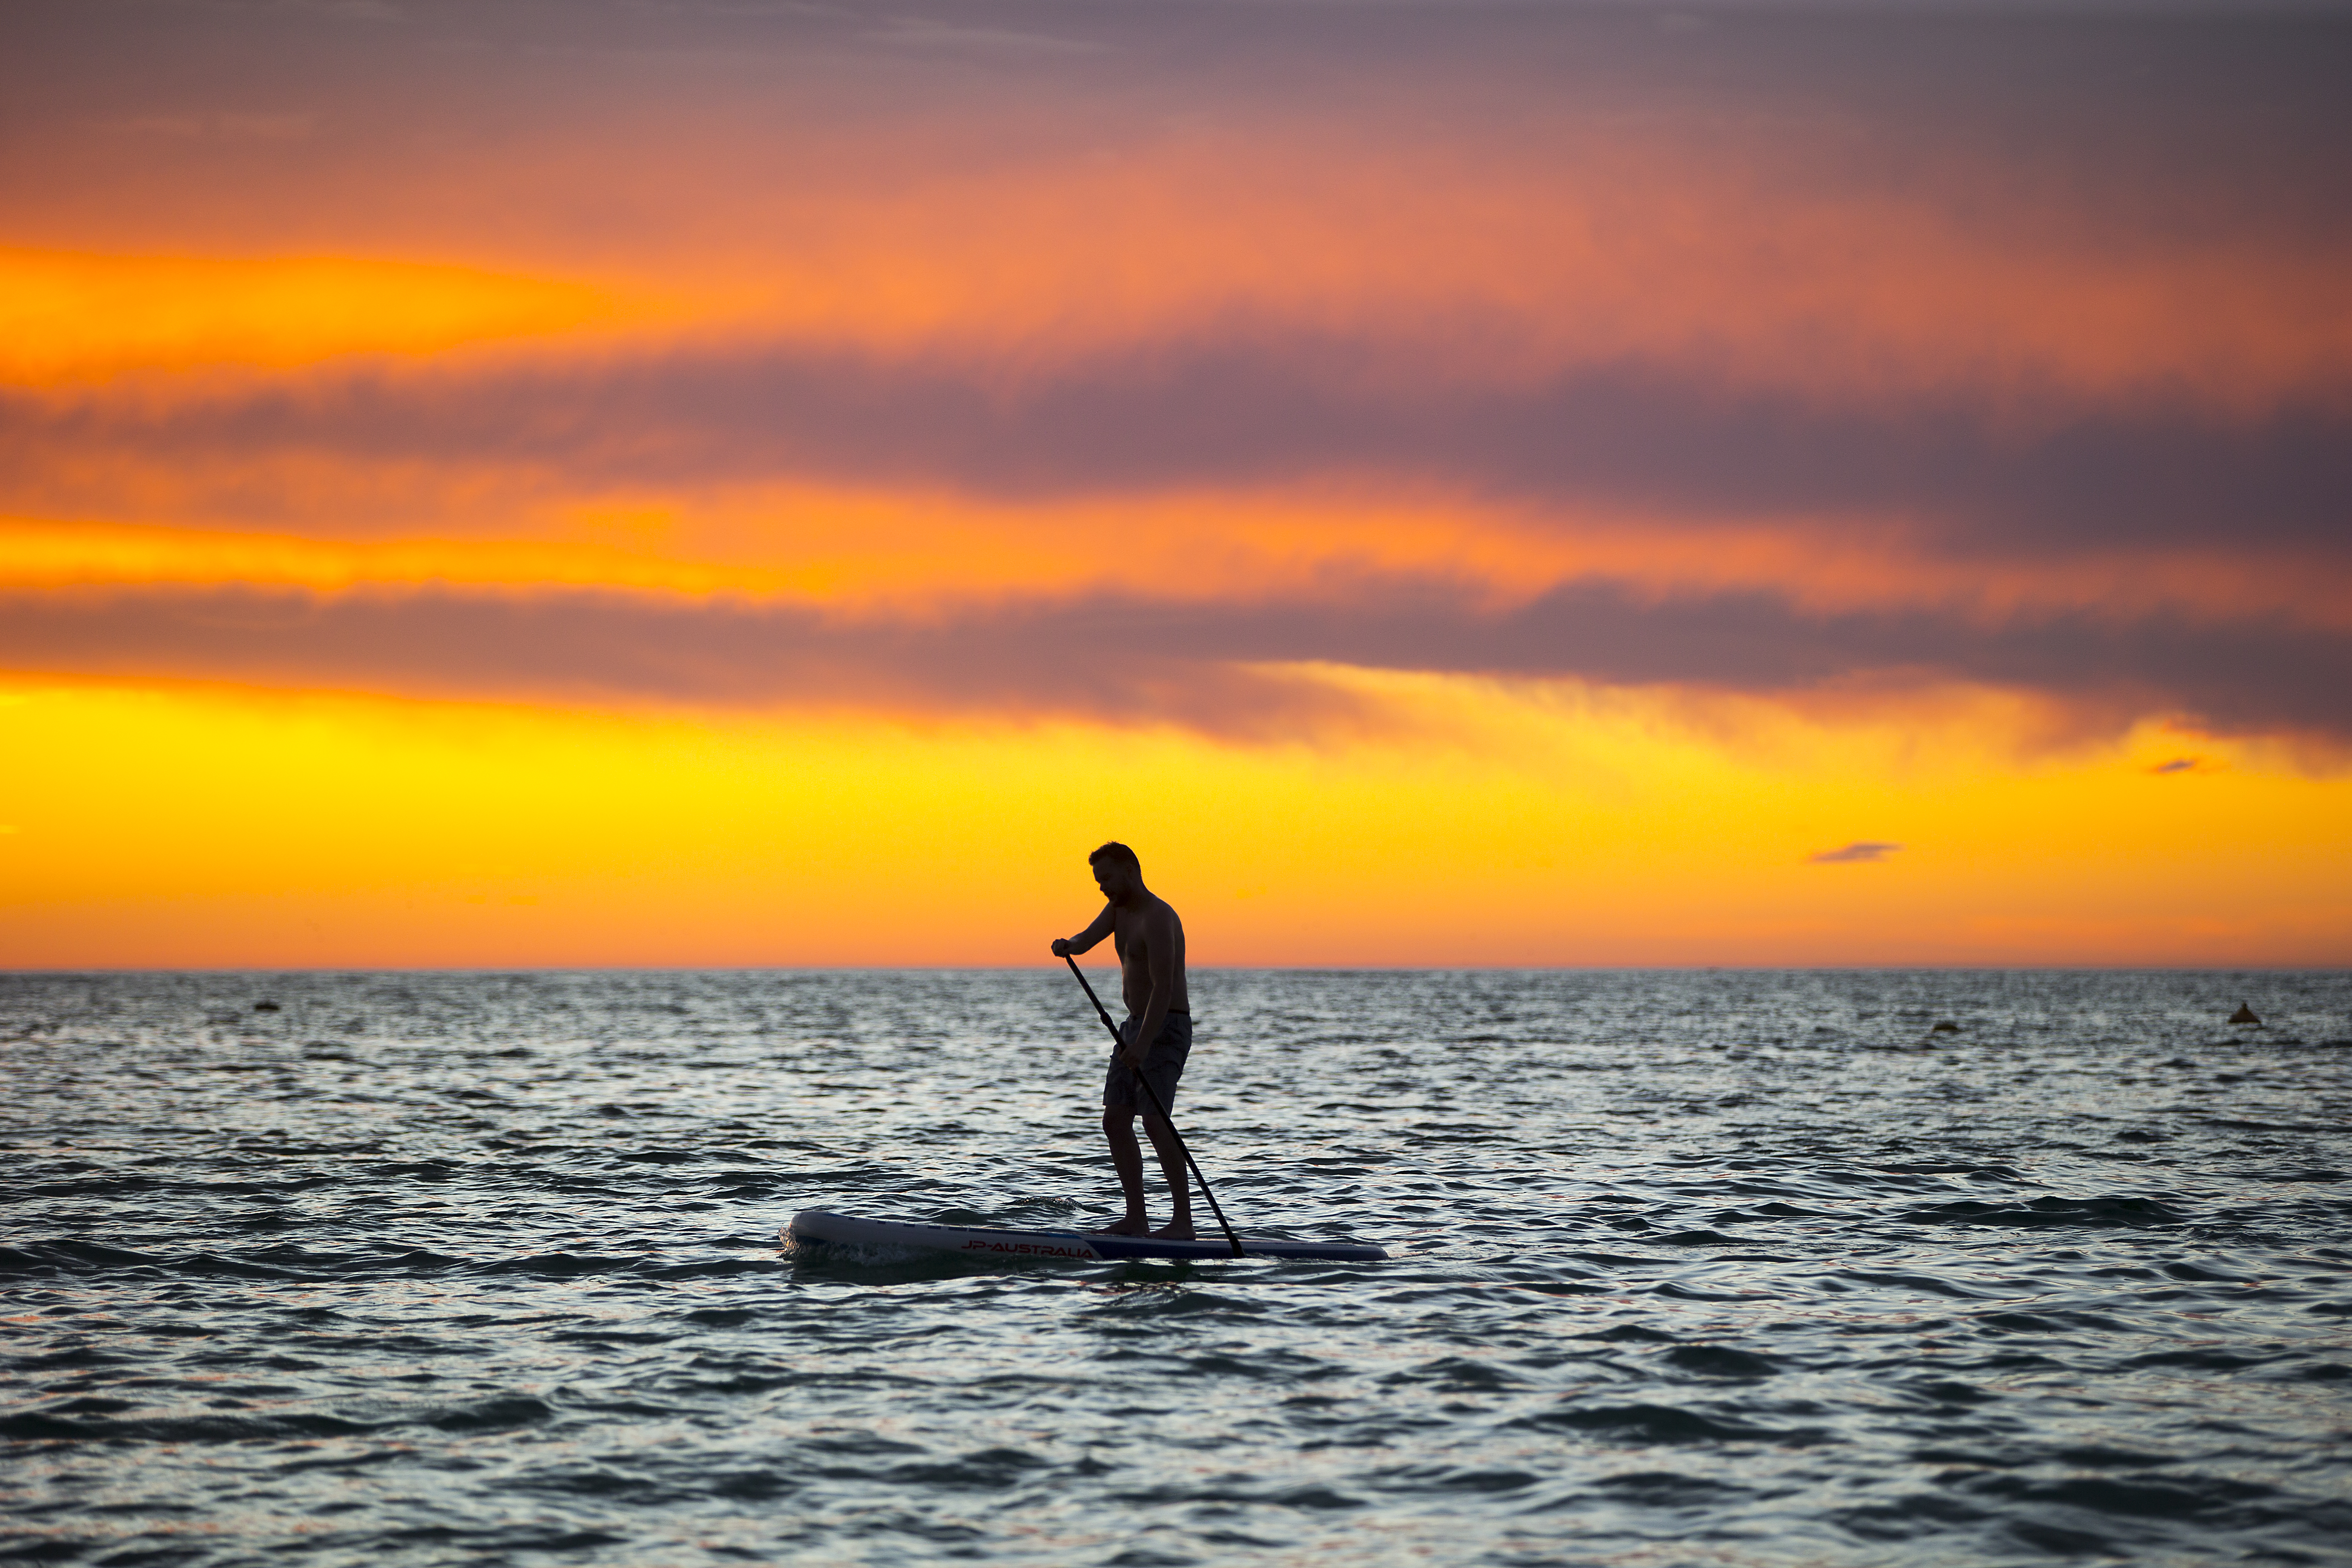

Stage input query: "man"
[{"left": 1050, "top": 842, "right": 1194, "bottom": 1239}]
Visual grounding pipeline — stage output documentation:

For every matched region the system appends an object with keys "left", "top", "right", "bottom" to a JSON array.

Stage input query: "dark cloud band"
[
  {"left": 3, "top": 576, "right": 2343, "bottom": 740},
  {"left": 7, "top": 337, "right": 2347, "bottom": 558}
]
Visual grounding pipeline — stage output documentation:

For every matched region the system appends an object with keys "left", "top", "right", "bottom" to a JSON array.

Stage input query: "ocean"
[{"left": 4, "top": 969, "right": 2349, "bottom": 1566}]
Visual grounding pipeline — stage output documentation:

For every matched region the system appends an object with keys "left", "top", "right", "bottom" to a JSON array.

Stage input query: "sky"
[{"left": 3, "top": 0, "right": 2349, "bottom": 967}]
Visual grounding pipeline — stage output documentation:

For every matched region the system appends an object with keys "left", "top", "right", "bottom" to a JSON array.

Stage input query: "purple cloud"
[
  {"left": 2, "top": 576, "right": 2347, "bottom": 742},
  {"left": 6, "top": 343, "right": 2349, "bottom": 561},
  {"left": 1808, "top": 842, "right": 1903, "bottom": 864}
]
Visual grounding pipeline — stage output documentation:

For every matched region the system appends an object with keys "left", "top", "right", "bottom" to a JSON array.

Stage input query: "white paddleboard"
[{"left": 785, "top": 1208, "right": 1387, "bottom": 1263}]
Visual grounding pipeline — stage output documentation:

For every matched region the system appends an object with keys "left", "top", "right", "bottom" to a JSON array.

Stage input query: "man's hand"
[
  {"left": 1122, "top": 1043, "right": 1149, "bottom": 1072},
  {"left": 1051, "top": 937, "right": 1072, "bottom": 958}
]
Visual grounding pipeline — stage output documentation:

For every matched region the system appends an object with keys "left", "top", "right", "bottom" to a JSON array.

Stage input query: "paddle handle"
[{"left": 1063, "top": 954, "right": 1245, "bottom": 1258}]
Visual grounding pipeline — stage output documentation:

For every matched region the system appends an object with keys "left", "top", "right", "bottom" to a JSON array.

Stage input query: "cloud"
[
  {"left": 1809, "top": 841, "right": 1902, "bottom": 864},
  {"left": 9, "top": 324, "right": 2342, "bottom": 557},
  {"left": 5, "top": 0, "right": 2349, "bottom": 753},
  {"left": 5, "top": 337, "right": 2347, "bottom": 563},
  {"left": 3, "top": 574, "right": 2347, "bottom": 741},
  {"left": 0, "top": 583, "right": 1374, "bottom": 740}
]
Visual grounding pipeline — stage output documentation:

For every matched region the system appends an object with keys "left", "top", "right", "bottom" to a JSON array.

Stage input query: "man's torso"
[{"left": 1112, "top": 895, "right": 1189, "bottom": 1017}]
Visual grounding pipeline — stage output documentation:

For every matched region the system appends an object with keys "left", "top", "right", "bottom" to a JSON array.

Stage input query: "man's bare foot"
[
  {"left": 1151, "top": 1220, "right": 1197, "bottom": 1241},
  {"left": 1089, "top": 1215, "right": 1149, "bottom": 1236}
]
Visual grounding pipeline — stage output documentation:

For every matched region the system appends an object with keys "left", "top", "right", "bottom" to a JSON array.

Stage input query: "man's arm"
[
  {"left": 1051, "top": 902, "right": 1117, "bottom": 958},
  {"left": 1126, "top": 901, "right": 1178, "bottom": 1069}
]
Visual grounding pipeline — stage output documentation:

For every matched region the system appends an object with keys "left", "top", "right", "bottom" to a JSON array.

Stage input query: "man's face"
[{"left": 1093, "top": 860, "right": 1135, "bottom": 901}]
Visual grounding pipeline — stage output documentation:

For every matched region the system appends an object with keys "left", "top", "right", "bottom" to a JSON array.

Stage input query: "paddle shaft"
[{"left": 1063, "top": 954, "right": 1245, "bottom": 1258}]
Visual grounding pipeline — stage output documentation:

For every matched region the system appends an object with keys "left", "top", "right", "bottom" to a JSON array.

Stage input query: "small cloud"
[
  {"left": 2148, "top": 756, "right": 2219, "bottom": 775},
  {"left": 1808, "top": 841, "right": 1901, "bottom": 864}
]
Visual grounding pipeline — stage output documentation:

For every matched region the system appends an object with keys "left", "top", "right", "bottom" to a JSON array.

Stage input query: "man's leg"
[
  {"left": 1095, "top": 1104, "right": 1150, "bottom": 1235},
  {"left": 1140, "top": 1109, "right": 1194, "bottom": 1240}
]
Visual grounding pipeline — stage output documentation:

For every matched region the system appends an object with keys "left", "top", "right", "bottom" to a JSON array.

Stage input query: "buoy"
[
  {"left": 253, "top": 1000, "right": 281, "bottom": 1013},
  {"left": 2228, "top": 1003, "right": 2260, "bottom": 1026},
  {"left": 1931, "top": 1021, "right": 1960, "bottom": 1033}
]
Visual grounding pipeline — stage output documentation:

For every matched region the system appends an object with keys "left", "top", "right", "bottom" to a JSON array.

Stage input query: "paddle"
[{"left": 1062, "top": 953, "right": 1246, "bottom": 1258}]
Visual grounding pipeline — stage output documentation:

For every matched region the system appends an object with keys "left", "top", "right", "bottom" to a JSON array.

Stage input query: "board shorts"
[{"left": 1103, "top": 1011, "right": 1192, "bottom": 1116}]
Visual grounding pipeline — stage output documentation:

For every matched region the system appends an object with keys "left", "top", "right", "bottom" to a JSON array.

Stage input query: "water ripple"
[{"left": 3, "top": 968, "right": 2349, "bottom": 1566}]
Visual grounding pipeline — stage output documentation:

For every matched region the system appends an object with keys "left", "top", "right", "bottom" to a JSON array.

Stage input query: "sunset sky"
[{"left": 4, "top": 0, "right": 2349, "bottom": 967}]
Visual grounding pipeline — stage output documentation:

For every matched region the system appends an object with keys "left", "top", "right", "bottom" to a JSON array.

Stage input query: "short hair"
[{"left": 1088, "top": 841, "right": 1141, "bottom": 873}]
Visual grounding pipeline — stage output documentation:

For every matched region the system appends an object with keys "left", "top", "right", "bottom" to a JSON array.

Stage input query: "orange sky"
[{"left": 3, "top": 0, "right": 2348, "bottom": 966}]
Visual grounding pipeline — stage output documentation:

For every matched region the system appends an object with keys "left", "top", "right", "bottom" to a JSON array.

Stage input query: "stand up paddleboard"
[{"left": 786, "top": 1209, "right": 1387, "bottom": 1263}]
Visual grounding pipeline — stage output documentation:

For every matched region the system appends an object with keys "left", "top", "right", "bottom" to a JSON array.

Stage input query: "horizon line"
[{"left": 4, "top": 962, "right": 2344, "bottom": 975}]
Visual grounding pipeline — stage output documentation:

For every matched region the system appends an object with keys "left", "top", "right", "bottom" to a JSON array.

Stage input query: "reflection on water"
[{"left": 4, "top": 969, "right": 2350, "bottom": 1565}]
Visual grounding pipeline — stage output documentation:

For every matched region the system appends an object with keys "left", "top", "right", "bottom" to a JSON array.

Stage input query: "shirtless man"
[{"left": 1050, "top": 842, "right": 1194, "bottom": 1239}]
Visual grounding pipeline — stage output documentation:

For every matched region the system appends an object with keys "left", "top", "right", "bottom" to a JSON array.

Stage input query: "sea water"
[{"left": 4, "top": 969, "right": 2349, "bottom": 1566}]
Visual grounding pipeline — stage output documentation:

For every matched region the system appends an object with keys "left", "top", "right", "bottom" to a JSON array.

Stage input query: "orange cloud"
[
  {"left": 10, "top": 118, "right": 2350, "bottom": 416},
  {"left": 5, "top": 499, "right": 2348, "bottom": 634},
  {"left": 660, "top": 128, "right": 2352, "bottom": 413},
  {"left": 0, "top": 249, "right": 630, "bottom": 383}
]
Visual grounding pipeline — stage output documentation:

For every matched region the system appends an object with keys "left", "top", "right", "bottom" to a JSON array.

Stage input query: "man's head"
[{"left": 1088, "top": 841, "right": 1142, "bottom": 901}]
